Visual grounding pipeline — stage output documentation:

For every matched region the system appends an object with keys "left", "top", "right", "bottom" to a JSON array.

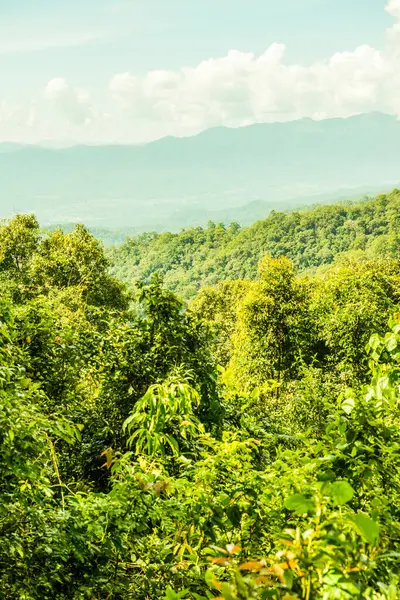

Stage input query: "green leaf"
[
  {"left": 368, "top": 334, "right": 381, "bottom": 351},
  {"left": 165, "top": 434, "right": 180, "bottom": 456},
  {"left": 284, "top": 494, "right": 314, "bottom": 515},
  {"left": 353, "top": 513, "right": 380, "bottom": 544},
  {"left": 164, "top": 587, "right": 189, "bottom": 600},
  {"left": 329, "top": 481, "right": 354, "bottom": 505},
  {"left": 164, "top": 588, "right": 179, "bottom": 600},
  {"left": 338, "top": 580, "right": 361, "bottom": 595},
  {"left": 283, "top": 569, "right": 294, "bottom": 589},
  {"left": 221, "top": 583, "right": 237, "bottom": 600},
  {"left": 386, "top": 335, "right": 398, "bottom": 352},
  {"left": 342, "top": 398, "right": 355, "bottom": 415}
]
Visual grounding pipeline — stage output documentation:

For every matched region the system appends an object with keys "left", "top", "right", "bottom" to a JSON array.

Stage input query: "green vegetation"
[
  {"left": 1, "top": 196, "right": 400, "bottom": 599},
  {"left": 109, "top": 189, "right": 400, "bottom": 299}
]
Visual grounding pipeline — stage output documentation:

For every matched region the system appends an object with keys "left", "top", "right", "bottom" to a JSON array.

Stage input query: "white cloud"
[
  {"left": 45, "top": 78, "right": 94, "bottom": 126},
  {"left": 104, "top": 0, "right": 400, "bottom": 141},
  {"left": 386, "top": 0, "right": 400, "bottom": 19},
  {"left": 105, "top": 0, "right": 400, "bottom": 141},
  {"left": 2, "top": 0, "right": 400, "bottom": 144},
  {"left": 108, "top": 28, "right": 400, "bottom": 141}
]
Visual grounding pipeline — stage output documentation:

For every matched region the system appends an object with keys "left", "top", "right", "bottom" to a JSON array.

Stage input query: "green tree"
[
  {"left": 227, "top": 255, "right": 313, "bottom": 393},
  {"left": 32, "top": 224, "right": 128, "bottom": 310},
  {"left": 311, "top": 256, "right": 400, "bottom": 379},
  {"left": 0, "top": 214, "right": 40, "bottom": 275}
]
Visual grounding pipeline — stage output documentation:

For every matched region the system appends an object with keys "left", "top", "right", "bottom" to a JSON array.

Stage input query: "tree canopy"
[
  {"left": 1, "top": 194, "right": 400, "bottom": 599},
  {"left": 109, "top": 189, "right": 400, "bottom": 299}
]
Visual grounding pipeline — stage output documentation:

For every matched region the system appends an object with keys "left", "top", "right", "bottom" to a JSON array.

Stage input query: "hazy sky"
[{"left": 0, "top": 0, "right": 398, "bottom": 144}]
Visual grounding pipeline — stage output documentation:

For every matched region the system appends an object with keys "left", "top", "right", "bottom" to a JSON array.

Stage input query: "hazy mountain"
[{"left": 0, "top": 112, "right": 399, "bottom": 231}]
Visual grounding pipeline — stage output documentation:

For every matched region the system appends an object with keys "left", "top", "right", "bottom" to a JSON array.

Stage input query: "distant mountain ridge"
[{"left": 1, "top": 112, "right": 399, "bottom": 231}]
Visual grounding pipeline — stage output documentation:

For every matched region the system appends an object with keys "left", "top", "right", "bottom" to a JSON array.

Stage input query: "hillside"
[
  {"left": 109, "top": 189, "right": 400, "bottom": 298},
  {"left": 1, "top": 112, "right": 399, "bottom": 231}
]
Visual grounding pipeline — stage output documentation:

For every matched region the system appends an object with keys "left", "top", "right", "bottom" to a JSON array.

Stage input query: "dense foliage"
[
  {"left": 1, "top": 200, "right": 400, "bottom": 599},
  {"left": 109, "top": 189, "right": 400, "bottom": 299}
]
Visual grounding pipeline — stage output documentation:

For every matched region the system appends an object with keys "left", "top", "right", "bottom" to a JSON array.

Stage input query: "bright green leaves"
[
  {"left": 353, "top": 513, "right": 380, "bottom": 545},
  {"left": 228, "top": 254, "right": 313, "bottom": 394},
  {"left": 284, "top": 494, "right": 315, "bottom": 515},
  {"left": 220, "top": 582, "right": 238, "bottom": 600},
  {"left": 368, "top": 316, "right": 400, "bottom": 362},
  {"left": 123, "top": 379, "right": 204, "bottom": 457},
  {"left": 0, "top": 214, "right": 129, "bottom": 311},
  {"left": 328, "top": 481, "right": 355, "bottom": 506},
  {"left": 385, "top": 334, "right": 398, "bottom": 353},
  {"left": 365, "top": 316, "right": 400, "bottom": 410},
  {"left": 0, "top": 214, "right": 40, "bottom": 276},
  {"left": 285, "top": 481, "right": 354, "bottom": 516},
  {"left": 164, "top": 587, "right": 190, "bottom": 600},
  {"left": 342, "top": 397, "right": 355, "bottom": 415},
  {"left": 2, "top": 202, "right": 400, "bottom": 600}
]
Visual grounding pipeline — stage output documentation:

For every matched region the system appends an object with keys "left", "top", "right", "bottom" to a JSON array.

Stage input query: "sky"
[{"left": 0, "top": 0, "right": 399, "bottom": 144}]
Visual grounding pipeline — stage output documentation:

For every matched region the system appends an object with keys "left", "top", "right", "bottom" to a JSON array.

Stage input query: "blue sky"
[{"left": 0, "top": 0, "right": 398, "bottom": 143}]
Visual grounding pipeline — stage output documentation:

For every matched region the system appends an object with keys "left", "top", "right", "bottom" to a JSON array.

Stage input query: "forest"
[
  {"left": 109, "top": 189, "right": 400, "bottom": 299},
  {"left": 1, "top": 190, "right": 400, "bottom": 599}
]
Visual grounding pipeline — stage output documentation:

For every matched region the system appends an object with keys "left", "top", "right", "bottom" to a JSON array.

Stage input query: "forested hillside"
[
  {"left": 109, "top": 189, "right": 400, "bottom": 298},
  {"left": 1, "top": 211, "right": 400, "bottom": 599}
]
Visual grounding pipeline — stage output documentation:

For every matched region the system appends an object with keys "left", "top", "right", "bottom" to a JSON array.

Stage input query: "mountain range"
[{"left": 0, "top": 112, "right": 399, "bottom": 233}]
